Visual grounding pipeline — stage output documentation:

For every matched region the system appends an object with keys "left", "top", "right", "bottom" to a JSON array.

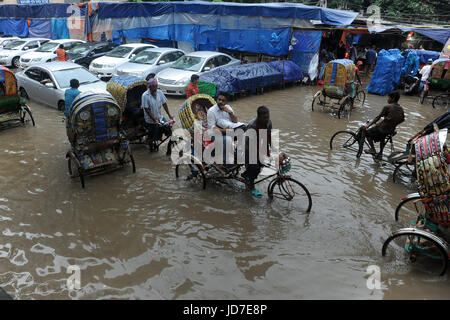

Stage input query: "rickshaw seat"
[
  {"left": 0, "top": 96, "right": 20, "bottom": 113},
  {"left": 80, "top": 140, "right": 119, "bottom": 153}
]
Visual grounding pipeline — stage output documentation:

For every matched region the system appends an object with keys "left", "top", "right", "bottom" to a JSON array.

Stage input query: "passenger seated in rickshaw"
[
  {"left": 363, "top": 91, "right": 404, "bottom": 159},
  {"left": 141, "top": 78, "right": 174, "bottom": 151}
]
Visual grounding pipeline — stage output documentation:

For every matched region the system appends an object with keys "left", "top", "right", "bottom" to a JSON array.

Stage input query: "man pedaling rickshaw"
[{"left": 362, "top": 91, "right": 405, "bottom": 159}]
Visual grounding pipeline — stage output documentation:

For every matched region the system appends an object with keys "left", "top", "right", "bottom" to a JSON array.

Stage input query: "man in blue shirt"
[
  {"left": 141, "top": 78, "right": 174, "bottom": 151},
  {"left": 365, "top": 45, "right": 377, "bottom": 76},
  {"left": 64, "top": 79, "right": 81, "bottom": 118}
]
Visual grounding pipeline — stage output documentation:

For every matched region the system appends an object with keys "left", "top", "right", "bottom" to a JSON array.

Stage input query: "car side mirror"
[
  {"left": 23, "top": 47, "right": 29, "bottom": 50},
  {"left": 44, "top": 82, "right": 55, "bottom": 88},
  {"left": 158, "top": 60, "right": 166, "bottom": 65},
  {"left": 203, "top": 66, "right": 211, "bottom": 72}
]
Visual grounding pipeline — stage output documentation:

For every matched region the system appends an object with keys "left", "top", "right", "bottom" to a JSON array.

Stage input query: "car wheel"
[
  {"left": 58, "top": 100, "right": 65, "bottom": 112},
  {"left": 12, "top": 57, "right": 20, "bottom": 68},
  {"left": 19, "top": 88, "right": 29, "bottom": 99}
]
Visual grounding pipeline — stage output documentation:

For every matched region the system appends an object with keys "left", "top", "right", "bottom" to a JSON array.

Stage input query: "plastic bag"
[{"left": 308, "top": 53, "right": 319, "bottom": 81}]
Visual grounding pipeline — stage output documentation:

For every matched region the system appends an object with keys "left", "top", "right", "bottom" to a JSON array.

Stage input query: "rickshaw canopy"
[
  {"left": 431, "top": 58, "right": 450, "bottom": 81},
  {"left": 179, "top": 94, "right": 216, "bottom": 133},
  {"left": 106, "top": 75, "right": 148, "bottom": 111},
  {"left": 0, "top": 65, "right": 17, "bottom": 96}
]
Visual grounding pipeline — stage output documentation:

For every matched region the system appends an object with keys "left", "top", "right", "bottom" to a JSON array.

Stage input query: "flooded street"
[{"left": 1, "top": 82, "right": 449, "bottom": 299}]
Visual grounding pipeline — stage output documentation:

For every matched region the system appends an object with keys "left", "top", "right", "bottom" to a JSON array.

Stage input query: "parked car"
[
  {"left": 89, "top": 43, "right": 157, "bottom": 80},
  {"left": 19, "top": 39, "right": 85, "bottom": 69},
  {"left": 115, "top": 47, "right": 185, "bottom": 80},
  {"left": 16, "top": 62, "right": 108, "bottom": 111},
  {"left": 0, "top": 38, "right": 50, "bottom": 68},
  {"left": 156, "top": 51, "right": 240, "bottom": 96},
  {"left": 0, "top": 37, "right": 20, "bottom": 48},
  {"left": 66, "top": 41, "right": 118, "bottom": 68}
]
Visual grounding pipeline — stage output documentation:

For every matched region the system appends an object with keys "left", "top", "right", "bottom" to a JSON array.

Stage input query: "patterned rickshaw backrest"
[
  {"left": 323, "top": 59, "right": 356, "bottom": 97},
  {"left": 0, "top": 66, "right": 17, "bottom": 96},
  {"left": 106, "top": 75, "right": 148, "bottom": 111},
  {"left": 67, "top": 91, "right": 122, "bottom": 147},
  {"left": 431, "top": 58, "right": 450, "bottom": 81},
  {"left": 179, "top": 94, "right": 216, "bottom": 134}
]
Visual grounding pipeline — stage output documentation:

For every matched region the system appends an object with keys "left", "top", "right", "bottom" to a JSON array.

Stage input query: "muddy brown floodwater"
[{"left": 0, "top": 80, "right": 449, "bottom": 299}]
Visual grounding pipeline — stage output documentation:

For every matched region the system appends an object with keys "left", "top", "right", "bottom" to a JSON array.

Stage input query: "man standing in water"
[
  {"left": 363, "top": 91, "right": 404, "bottom": 159},
  {"left": 141, "top": 78, "right": 174, "bottom": 152},
  {"left": 242, "top": 106, "right": 272, "bottom": 198}
]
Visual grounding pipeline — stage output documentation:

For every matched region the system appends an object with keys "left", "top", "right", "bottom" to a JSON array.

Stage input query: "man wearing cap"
[{"left": 141, "top": 78, "right": 174, "bottom": 151}]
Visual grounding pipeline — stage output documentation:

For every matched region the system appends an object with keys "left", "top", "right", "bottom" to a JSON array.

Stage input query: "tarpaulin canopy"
[
  {"left": 290, "top": 30, "right": 322, "bottom": 74},
  {"left": 0, "top": 4, "right": 86, "bottom": 19},
  {"left": 0, "top": 19, "right": 28, "bottom": 37},
  {"left": 369, "top": 25, "right": 450, "bottom": 44},
  {"left": 404, "top": 49, "right": 441, "bottom": 64},
  {"left": 268, "top": 60, "right": 304, "bottom": 82},
  {"left": 28, "top": 19, "right": 52, "bottom": 39}
]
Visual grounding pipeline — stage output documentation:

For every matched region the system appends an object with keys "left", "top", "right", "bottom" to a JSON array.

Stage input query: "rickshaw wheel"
[
  {"left": 329, "top": 130, "right": 358, "bottom": 152},
  {"left": 268, "top": 177, "right": 312, "bottom": 213},
  {"left": 419, "top": 91, "right": 427, "bottom": 104},
  {"left": 394, "top": 194, "right": 422, "bottom": 222},
  {"left": 432, "top": 94, "right": 449, "bottom": 109},
  {"left": 311, "top": 92, "right": 323, "bottom": 111},
  {"left": 382, "top": 231, "right": 448, "bottom": 276},
  {"left": 337, "top": 98, "right": 352, "bottom": 119},
  {"left": 130, "top": 154, "right": 136, "bottom": 173},
  {"left": 175, "top": 163, "right": 206, "bottom": 190},
  {"left": 20, "top": 105, "right": 35, "bottom": 126},
  {"left": 354, "top": 90, "right": 366, "bottom": 108},
  {"left": 19, "top": 88, "right": 28, "bottom": 100},
  {"left": 393, "top": 162, "right": 417, "bottom": 187}
]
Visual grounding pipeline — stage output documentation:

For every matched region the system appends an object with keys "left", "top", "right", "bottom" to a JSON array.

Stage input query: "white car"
[
  {"left": 0, "top": 37, "right": 20, "bottom": 48},
  {"left": 19, "top": 39, "right": 85, "bottom": 69},
  {"left": 157, "top": 51, "right": 241, "bottom": 96},
  {"left": 16, "top": 62, "right": 108, "bottom": 111},
  {"left": 115, "top": 47, "right": 185, "bottom": 80},
  {"left": 0, "top": 38, "right": 50, "bottom": 68},
  {"left": 89, "top": 43, "right": 157, "bottom": 79}
]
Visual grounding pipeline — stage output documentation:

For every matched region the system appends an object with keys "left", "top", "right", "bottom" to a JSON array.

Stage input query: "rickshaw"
[
  {"left": 382, "top": 128, "right": 450, "bottom": 276},
  {"left": 312, "top": 59, "right": 365, "bottom": 119},
  {"left": 0, "top": 65, "right": 34, "bottom": 129},
  {"left": 65, "top": 91, "right": 135, "bottom": 188},
  {"left": 419, "top": 58, "right": 450, "bottom": 107},
  {"left": 106, "top": 75, "right": 175, "bottom": 155},
  {"left": 174, "top": 94, "right": 313, "bottom": 213}
]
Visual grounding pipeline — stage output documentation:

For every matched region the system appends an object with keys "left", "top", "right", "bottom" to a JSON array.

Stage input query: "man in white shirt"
[
  {"left": 420, "top": 59, "right": 433, "bottom": 82},
  {"left": 141, "top": 78, "right": 174, "bottom": 151},
  {"left": 207, "top": 92, "right": 239, "bottom": 167}
]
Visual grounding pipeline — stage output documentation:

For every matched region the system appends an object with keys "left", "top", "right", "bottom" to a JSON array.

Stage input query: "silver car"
[
  {"left": 115, "top": 47, "right": 186, "bottom": 80},
  {"left": 16, "top": 62, "right": 108, "bottom": 111},
  {"left": 156, "top": 51, "right": 241, "bottom": 96}
]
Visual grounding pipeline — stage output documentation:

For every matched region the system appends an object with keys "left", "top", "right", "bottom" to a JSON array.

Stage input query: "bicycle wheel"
[
  {"left": 419, "top": 91, "right": 427, "bottom": 104},
  {"left": 432, "top": 94, "right": 449, "bottom": 109},
  {"left": 394, "top": 193, "right": 422, "bottom": 222},
  {"left": 329, "top": 130, "right": 359, "bottom": 153},
  {"left": 382, "top": 230, "right": 448, "bottom": 276},
  {"left": 20, "top": 105, "right": 35, "bottom": 127},
  {"left": 268, "top": 177, "right": 312, "bottom": 213},
  {"left": 175, "top": 163, "right": 206, "bottom": 190},
  {"left": 354, "top": 90, "right": 366, "bottom": 108},
  {"left": 311, "top": 92, "right": 323, "bottom": 112},
  {"left": 393, "top": 161, "right": 417, "bottom": 188}
]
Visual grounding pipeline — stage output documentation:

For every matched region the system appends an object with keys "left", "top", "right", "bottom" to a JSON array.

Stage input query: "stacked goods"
[{"left": 415, "top": 131, "right": 450, "bottom": 197}]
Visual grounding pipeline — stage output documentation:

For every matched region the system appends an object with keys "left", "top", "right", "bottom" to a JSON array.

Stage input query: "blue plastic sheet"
[
  {"left": 29, "top": 19, "right": 52, "bottom": 39},
  {"left": 290, "top": 30, "right": 321, "bottom": 74},
  {"left": 404, "top": 49, "right": 441, "bottom": 64},
  {"left": 200, "top": 62, "right": 282, "bottom": 94},
  {"left": 367, "top": 49, "right": 405, "bottom": 96},
  {"left": 0, "top": 19, "right": 28, "bottom": 37},
  {"left": 51, "top": 19, "right": 69, "bottom": 39},
  {"left": 0, "top": 4, "right": 85, "bottom": 19},
  {"left": 268, "top": 60, "right": 304, "bottom": 82},
  {"left": 402, "top": 51, "right": 420, "bottom": 76},
  {"left": 388, "top": 49, "right": 405, "bottom": 87}
]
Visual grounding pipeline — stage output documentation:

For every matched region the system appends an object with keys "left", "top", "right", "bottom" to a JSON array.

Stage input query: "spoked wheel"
[
  {"left": 329, "top": 130, "right": 360, "bottom": 154},
  {"left": 119, "top": 149, "right": 136, "bottom": 173},
  {"left": 394, "top": 193, "right": 422, "bottom": 222},
  {"left": 432, "top": 94, "right": 449, "bottom": 109},
  {"left": 393, "top": 161, "right": 417, "bottom": 188},
  {"left": 268, "top": 177, "right": 312, "bottom": 213},
  {"left": 382, "top": 230, "right": 448, "bottom": 276},
  {"left": 311, "top": 92, "right": 323, "bottom": 111},
  {"left": 419, "top": 91, "right": 427, "bottom": 104},
  {"left": 19, "top": 88, "right": 29, "bottom": 100},
  {"left": 19, "top": 105, "right": 35, "bottom": 126},
  {"left": 338, "top": 98, "right": 352, "bottom": 119},
  {"left": 354, "top": 90, "right": 366, "bottom": 108},
  {"left": 67, "top": 157, "right": 85, "bottom": 188},
  {"left": 175, "top": 162, "right": 206, "bottom": 190}
]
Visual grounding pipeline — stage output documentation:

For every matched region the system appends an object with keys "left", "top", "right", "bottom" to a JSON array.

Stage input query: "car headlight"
[
  {"left": 104, "top": 64, "right": 116, "bottom": 69},
  {"left": 175, "top": 78, "right": 189, "bottom": 85},
  {"left": 31, "top": 58, "right": 42, "bottom": 62}
]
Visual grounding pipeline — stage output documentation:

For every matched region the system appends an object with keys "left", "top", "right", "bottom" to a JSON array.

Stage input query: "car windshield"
[
  {"left": 53, "top": 68, "right": 100, "bottom": 89},
  {"left": 130, "top": 51, "right": 161, "bottom": 64},
  {"left": 171, "top": 56, "right": 205, "bottom": 72},
  {"left": 36, "top": 42, "right": 58, "bottom": 52},
  {"left": 67, "top": 44, "right": 91, "bottom": 55},
  {"left": 3, "top": 40, "right": 25, "bottom": 50},
  {"left": 105, "top": 46, "right": 133, "bottom": 58}
]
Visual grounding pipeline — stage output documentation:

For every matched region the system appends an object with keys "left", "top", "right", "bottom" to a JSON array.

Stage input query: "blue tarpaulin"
[
  {"left": 369, "top": 25, "right": 450, "bottom": 44},
  {"left": 402, "top": 51, "right": 420, "bottom": 76},
  {"left": 367, "top": 49, "right": 405, "bottom": 95},
  {"left": 29, "top": 19, "right": 52, "bottom": 39},
  {"left": 388, "top": 49, "right": 405, "bottom": 87},
  {"left": 268, "top": 60, "right": 304, "bottom": 82},
  {"left": 51, "top": 19, "right": 69, "bottom": 39},
  {"left": 404, "top": 49, "right": 441, "bottom": 64},
  {"left": 0, "top": 19, "right": 28, "bottom": 37},
  {"left": 200, "top": 62, "right": 283, "bottom": 94},
  {"left": 290, "top": 30, "right": 322, "bottom": 74},
  {"left": 0, "top": 4, "right": 86, "bottom": 19}
]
